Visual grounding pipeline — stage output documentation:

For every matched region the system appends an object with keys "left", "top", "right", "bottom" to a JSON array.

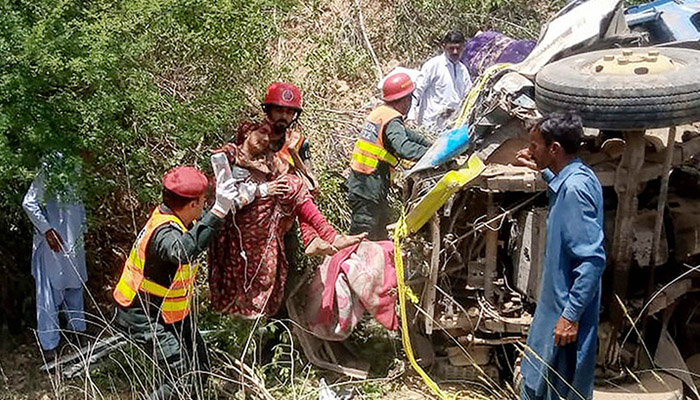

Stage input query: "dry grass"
[{"left": 6, "top": 0, "right": 626, "bottom": 399}]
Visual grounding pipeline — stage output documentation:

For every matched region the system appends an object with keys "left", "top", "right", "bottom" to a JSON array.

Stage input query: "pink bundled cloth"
[{"left": 303, "top": 241, "right": 398, "bottom": 341}]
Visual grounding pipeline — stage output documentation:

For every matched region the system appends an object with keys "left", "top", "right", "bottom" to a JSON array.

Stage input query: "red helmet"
[
  {"left": 263, "top": 82, "right": 302, "bottom": 110},
  {"left": 382, "top": 73, "right": 415, "bottom": 101}
]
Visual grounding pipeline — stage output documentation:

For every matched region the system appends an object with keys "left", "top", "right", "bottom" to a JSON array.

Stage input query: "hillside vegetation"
[{"left": 0, "top": 0, "right": 562, "bottom": 398}]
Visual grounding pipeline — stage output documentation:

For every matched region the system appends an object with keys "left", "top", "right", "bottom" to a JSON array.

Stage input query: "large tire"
[{"left": 535, "top": 47, "right": 700, "bottom": 130}]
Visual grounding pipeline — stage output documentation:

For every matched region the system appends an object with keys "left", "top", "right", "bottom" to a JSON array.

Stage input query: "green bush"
[
  {"left": 0, "top": 0, "right": 293, "bottom": 313},
  {"left": 1, "top": 0, "right": 292, "bottom": 212}
]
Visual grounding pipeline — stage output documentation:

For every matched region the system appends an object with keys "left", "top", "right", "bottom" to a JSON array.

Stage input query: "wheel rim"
[{"left": 587, "top": 49, "right": 682, "bottom": 76}]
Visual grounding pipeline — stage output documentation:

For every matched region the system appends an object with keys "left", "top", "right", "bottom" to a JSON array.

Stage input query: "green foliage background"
[
  {"left": 0, "top": 0, "right": 563, "bottom": 396},
  {"left": 0, "top": 0, "right": 559, "bottom": 272},
  {"left": 0, "top": 0, "right": 293, "bottom": 321},
  {"left": 1, "top": 0, "right": 293, "bottom": 205}
]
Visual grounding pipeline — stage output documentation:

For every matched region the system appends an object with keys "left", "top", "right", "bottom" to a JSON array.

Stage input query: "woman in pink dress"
[{"left": 208, "top": 122, "right": 363, "bottom": 318}]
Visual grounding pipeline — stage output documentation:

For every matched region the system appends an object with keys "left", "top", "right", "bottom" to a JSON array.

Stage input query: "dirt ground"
[
  {"left": 0, "top": 327, "right": 456, "bottom": 400},
  {"left": 0, "top": 331, "right": 68, "bottom": 400}
]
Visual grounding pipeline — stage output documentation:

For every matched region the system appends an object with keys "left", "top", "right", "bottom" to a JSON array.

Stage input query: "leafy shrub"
[
  {"left": 0, "top": 0, "right": 293, "bottom": 310},
  {"left": 1, "top": 0, "right": 294, "bottom": 203}
]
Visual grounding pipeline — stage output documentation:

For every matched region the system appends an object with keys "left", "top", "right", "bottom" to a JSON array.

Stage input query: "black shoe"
[
  {"left": 41, "top": 347, "right": 58, "bottom": 361},
  {"left": 67, "top": 331, "right": 84, "bottom": 349}
]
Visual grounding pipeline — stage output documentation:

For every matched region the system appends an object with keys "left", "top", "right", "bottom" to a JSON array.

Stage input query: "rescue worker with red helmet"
[
  {"left": 215, "top": 82, "right": 317, "bottom": 193},
  {"left": 113, "top": 166, "right": 239, "bottom": 399},
  {"left": 260, "top": 82, "right": 337, "bottom": 266},
  {"left": 260, "top": 82, "right": 318, "bottom": 193},
  {"left": 213, "top": 82, "right": 335, "bottom": 277},
  {"left": 345, "top": 72, "right": 432, "bottom": 240},
  {"left": 262, "top": 82, "right": 302, "bottom": 150}
]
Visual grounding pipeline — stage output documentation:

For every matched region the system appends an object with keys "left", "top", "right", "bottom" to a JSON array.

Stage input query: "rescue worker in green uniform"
[
  {"left": 345, "top": 72, "right": 432, "bottom": 240},
  {"left": 113, "top": 166, "right": 239, "bottom": 399}
]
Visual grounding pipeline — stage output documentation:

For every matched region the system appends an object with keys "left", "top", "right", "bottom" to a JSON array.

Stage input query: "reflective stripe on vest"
[
  {"left": 278, "top": 147, "right": 295, "bottom": 166},
  {"left": 112, "top": 208, "right": 198, "bottom": 324},
  {"left": 356, "top": 140, "right": 399, "bottom": 166},
  {"left": 350, "top": 105, "right": 402, "bottom": 175}
]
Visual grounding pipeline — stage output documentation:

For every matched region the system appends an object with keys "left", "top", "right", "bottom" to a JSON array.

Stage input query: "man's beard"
[
  {"left": 268, "top": 122, "right": 288, "bottom": 152},
  {"left": 272, "top": 121, "right": 289, "bottom": 135}
]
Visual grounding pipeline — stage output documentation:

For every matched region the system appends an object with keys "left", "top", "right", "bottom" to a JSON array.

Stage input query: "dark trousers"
[
  {"left": 348, "top": 192, "right": 390, "bottom": 241},
  {"left": 116, "top": 303, "right": 210, "bottom": 399}
]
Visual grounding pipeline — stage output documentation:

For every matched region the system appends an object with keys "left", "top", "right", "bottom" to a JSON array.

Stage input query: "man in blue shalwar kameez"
[
  {"left": 515, "top": 112, "right": 606, "bottom": 400},
  {"left": 22, "top": 153, "right": 88, "bottom": 359}
]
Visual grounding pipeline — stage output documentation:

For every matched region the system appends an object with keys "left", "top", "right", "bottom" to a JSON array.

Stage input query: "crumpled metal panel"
[{"left": 515, "top": 0, "right": 624, "bottom": 77}]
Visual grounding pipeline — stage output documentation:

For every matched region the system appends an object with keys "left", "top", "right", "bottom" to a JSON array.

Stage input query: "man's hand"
[
  {"left": 264, "top": 177, "right": 292, "bottom": 197},
  {"left": 332, "top": 232, "right": 368, "bottom": 250},
  {"left": 286, "top": 129, "right": 302, "bottom": 151},
  {"left": 515, "top": 148, "right": 538, "bottom": 170},
  {"left": 45, "top": 229, "right": 64, "bottom": 252},
  {"left": 305, "top": 237, "right": 338, "bottom": 257},
  {"left": 553, "top": 316, "right": 579, "bottom": 346},
  {"left": 212, "top": 177, "right": 239, "bottom": 218}
]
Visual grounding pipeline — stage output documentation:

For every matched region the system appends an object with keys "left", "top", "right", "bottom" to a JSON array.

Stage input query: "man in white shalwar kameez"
[
  {"left": 412, "top": 30, "right": 472, "bottom": 133},
  {"left": 22, "top": 153, "right": 87, "bottom": 357}
]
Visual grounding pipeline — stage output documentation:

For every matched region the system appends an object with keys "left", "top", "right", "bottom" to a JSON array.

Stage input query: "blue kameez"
[
  {"left": 22, "top": 165, "right": 87, "bottom": 351},
  {"left": 521, "top": 159, "right": 606, "bottom": 400}
]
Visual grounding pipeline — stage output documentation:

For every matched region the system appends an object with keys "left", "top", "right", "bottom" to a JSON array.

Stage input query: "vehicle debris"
[{"left": 399, "top": 0, "right": 700, "bottom": 390}]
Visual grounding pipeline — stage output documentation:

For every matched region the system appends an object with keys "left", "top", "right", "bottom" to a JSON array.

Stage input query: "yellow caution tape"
[
  {"left": 454, "top": 63, "right": 512, "bottom": 128},
  {"left": 394, "top": 216, "right": 454, "bottom": 400},
  {"left": 390, "top": 65, "right": 506, "bottom": 399},
  {"left": 405, "top": 285, "right": 419, "bottom": 305},
  {"left": 393, "top": 153, "right": 486, "bottom": 398},
  {"left": 405, "top": 155, "right": 486, "bottom": 234}
]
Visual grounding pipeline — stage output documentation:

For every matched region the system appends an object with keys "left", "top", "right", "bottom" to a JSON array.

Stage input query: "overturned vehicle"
[{"left": 401, "top": 0, "right": 700, "bottom": 395}]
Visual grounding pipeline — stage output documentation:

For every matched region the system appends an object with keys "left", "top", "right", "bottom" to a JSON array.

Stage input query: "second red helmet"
[
  {"left": 263, "top": 82, "right": 303, "bottom": 110},
  {"left": 381, "top": 72, "right": 415, "bottom": 102}
]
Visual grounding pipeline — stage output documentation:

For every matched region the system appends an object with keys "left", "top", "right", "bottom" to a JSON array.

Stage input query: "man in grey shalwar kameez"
[{"left": 22, "top": 153, "right": 87, "bottom": 358}]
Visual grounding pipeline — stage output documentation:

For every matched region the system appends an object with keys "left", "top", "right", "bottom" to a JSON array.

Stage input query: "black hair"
[
  {"left": 535, "top": 111, "right": 584, "bottom": 154},
  {"left": 162, "top": 188, "right": 196, "bottom": 210},
  {"left": 443, "top": 30, "right": 465, "bottom": 44}
]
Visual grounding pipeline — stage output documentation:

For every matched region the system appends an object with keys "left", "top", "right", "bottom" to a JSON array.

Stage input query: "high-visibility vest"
[
  {"left": 350, "top": 105, "right": 401, "bottom": 175},
  {"left": 113, "top": 208, "right": 198, "bottom": 324}
]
